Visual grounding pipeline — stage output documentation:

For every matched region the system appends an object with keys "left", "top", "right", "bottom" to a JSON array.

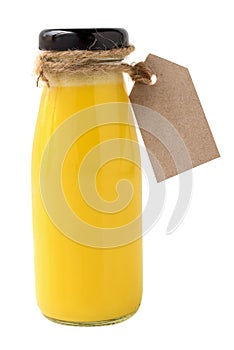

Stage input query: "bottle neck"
[
  {"left": 42, "top": 71, "right": 129, "bottom": 107},
  {"left": 44, "top": 70, "right": 125, "bottom": 88}
]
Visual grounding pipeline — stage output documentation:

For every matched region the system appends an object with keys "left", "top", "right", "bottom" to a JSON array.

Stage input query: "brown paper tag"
[{"left": 130, "top": 54, "right": 220, "bottom": 182}]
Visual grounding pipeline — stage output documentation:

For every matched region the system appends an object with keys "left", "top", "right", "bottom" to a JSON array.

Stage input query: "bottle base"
[{"left": 43, "top": 309, "right": 138, "bottom": 327}]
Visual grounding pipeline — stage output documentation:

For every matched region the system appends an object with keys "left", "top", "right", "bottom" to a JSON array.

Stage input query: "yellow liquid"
[{"left": 32, "top": 74, "right": 142, "bottom": 325}]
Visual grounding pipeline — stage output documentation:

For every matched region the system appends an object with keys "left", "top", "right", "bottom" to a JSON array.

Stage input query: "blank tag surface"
[{"left": 130, "top": 54, "right": 220, "bottom": 182}]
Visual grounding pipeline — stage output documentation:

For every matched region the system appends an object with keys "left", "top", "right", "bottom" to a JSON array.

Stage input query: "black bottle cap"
[{"left": 39, "top": 28, "right": 129, "bottom": 51}]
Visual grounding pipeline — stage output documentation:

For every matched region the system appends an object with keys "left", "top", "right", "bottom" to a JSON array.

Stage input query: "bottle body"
[{"left": 32, "top": 73, "right": 142, "bottom": 325}]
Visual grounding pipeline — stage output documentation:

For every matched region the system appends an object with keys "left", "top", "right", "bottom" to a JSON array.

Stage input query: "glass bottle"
[{"left": 32, "top": 28, "right": 142, "bottom": 326}]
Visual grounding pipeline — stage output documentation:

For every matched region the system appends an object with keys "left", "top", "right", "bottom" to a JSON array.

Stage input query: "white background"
[{"left": 0, "top": 0, "right": 233, "bottom": 349}]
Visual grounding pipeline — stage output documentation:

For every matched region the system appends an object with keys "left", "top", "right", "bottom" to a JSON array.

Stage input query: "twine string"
[{"left": 35, "top": 45, "right": 154, "bottom": 87}]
